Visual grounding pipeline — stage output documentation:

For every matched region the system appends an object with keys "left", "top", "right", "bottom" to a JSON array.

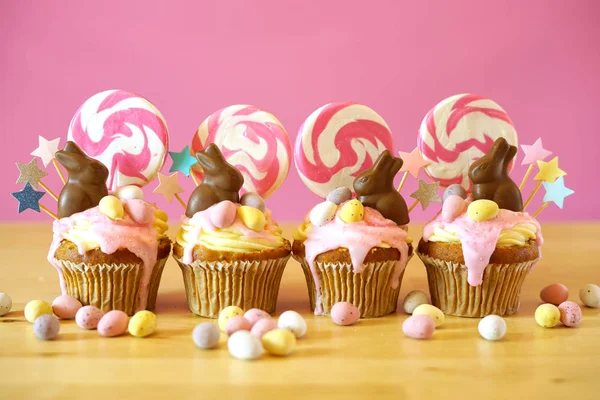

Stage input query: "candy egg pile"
[{"left": 24, "top": 300, "right": 53, "bottom": 323}]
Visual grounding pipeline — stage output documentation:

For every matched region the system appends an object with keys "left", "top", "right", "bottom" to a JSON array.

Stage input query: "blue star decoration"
[
  {"left": 11, "top": 182, "right": 46, "bottom": 213},
  {"left": 168, "top": 146, "right": 198, "bottom": 176},
  {"left": 542, "top": 176, "right": 574, "bottom": 209}
]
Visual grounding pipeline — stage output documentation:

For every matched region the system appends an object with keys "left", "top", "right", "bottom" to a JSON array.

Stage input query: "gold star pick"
[
  {"left": 16, "top": 159, "right": 48, "bottom": 189},
  {"left": 409, "top": 179, "right": 441, "bottom": 211},
  {"left": 153, "top": 172, "right": 186, "bottom": 209},
  {"left": 534, "top": 157, "right": 566, "bottom": 183}
]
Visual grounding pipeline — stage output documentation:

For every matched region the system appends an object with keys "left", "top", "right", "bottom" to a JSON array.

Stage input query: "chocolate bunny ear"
[
  {"left": 503, "top": 144, "right": 517, "bottom": 172},
  {"left": 490, "top": 137, "right": 510, "bottom": 162},
  {"left": 55, "top": 150, "right": 82, "bottom": 172},
  {"left": 62, "top": 141, "right": 86, "bottom": 156}
]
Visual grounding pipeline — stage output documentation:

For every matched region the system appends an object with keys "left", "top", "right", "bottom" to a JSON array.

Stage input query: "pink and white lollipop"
[
  {"left": 67, "top": 90, "right": 169, "bottom": 192},
  {"left": 294, "top": 102, "right": 394, "bottom": 198},
  {"left": 417, "top": 94, "right": 518, "bottom": 189},
  {"left": 191, "top": 105, "right": 291, "bottom": 199}
]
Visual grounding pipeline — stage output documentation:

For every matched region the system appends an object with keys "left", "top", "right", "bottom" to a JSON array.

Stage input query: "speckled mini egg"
[
  {"left": 97, "top": 310, "right": 129, "bottom": 337},
  {"left": 558, "top": 301, "right": 582, "bottom": 327},
  {"left": 412, "top": 304, "right": 445, "bottom": 327},
  {"left": 540, "top": 283, "right": 569, "bottom": 306},
  {"left": 237, "top": 205, "right": 266, "bottom": 232},
  {"left": 51, "top": 295, "right": 82, "bottom": 319},
  {"left": 0, "top": 293, "right": 12, "bottom": 316},
  {"left": 443, "top": 184, "right": 467, "bottom": 202},
  {"left": 309, "top": 201, "right": 338, "bottom": 226},
  {"left": 339, "top": 199, "right": 364, "bottom": 223},
  {"left": 478, "top": 315, "right": 507, "bottom": 341},
  {"left": 33, "top": 314, "right": 60, "bottom": 340},
  {"left": 244, "top": 308, "right": 271, "bottom": 327},
  {"left": 579, "top": 283, "right": 600, "bottom": 308},
  {"left": 128, "top": 310, "right": 157, "bottom": 337},
  {"left": 240, "top": 192, "right": 266, "bottom": 213},
  {"left": 193, "top": 323, "right": 221, "bottom": 349},
  {"left": 261, "top": 328, "right": 296, "bottom": 356},
  {"left": 326, "top": 187, "right": 352, "bottom": 205},
  {"left": 441, "top": 195, "right": 468, "bottom": 223},
  {"left": 210, "top": 200, "right": 237, "bottom": 229},
  {"left": 467, "top": 199, "right": 499, "bottom": 222},
  {"left": 225, "top": 316, "right": 252, "bottom": 336},
  {"left": 24, "top": 300, "right": 53, "bottom": 323},
  {"left": 535, "top": 304, "right": 560, "bottom": 328},
  {"left": 115, "top": 185, "right": 144, "bottom": 201},
  {"left": 124, "top": 199, "right": 154, "bottom": 225},
  {"left": 402, "top": 315, "right": 435, "bottom": 339},
  {"left": 218, "top": 306, "right": 244, "bottom": 332},
  {"left": 75, "top": 305, "right": 104, "bottom": 330},
  {"left": 402, "top": 290, "right": 429, "bottom": 314},
  {"left": 330, "top": 302, "right": 360, "bottom": 326},
  {"left": 250, "top": 318, "right": 278, "bottom": 338},
  {"left": 99, "top": 195, "right": 125, "bottom": 220},
  {"left": 228, "top": 330, "right": 263, "bottom": 360},
  {"left": 278, "top": 310, "right": 307, "bottom": 338}
]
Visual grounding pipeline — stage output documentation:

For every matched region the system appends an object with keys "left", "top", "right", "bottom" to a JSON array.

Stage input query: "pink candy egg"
[
  {"left": 75, "top": 306, "right": 104, "bottom": 330},
  {"left": 210, "top": 201, "right": 237, "bottom": 229},
  {"left": 97, "top": 310, "right": 129, "bottom": 337},
  {"left": 51, "top": 295, "right": 82, "bottom": 319},
  {"left": 441, "top": 195, "right": 467, "bottom": 223},
  {"left": 540, "top": 283, "right": 569, "bottom": 306},
  {"left": 124, "top": 199, "right": 155, "bottom": 224},
  {"left": 330, "top": 302, "right": 360, "bottom": 326},
  {"left": 558, "top": 301, "right": 582, "bottom": 327},
  {"left": 244, "top": 308, "right": 271, "bottom": 327},
  {"left": 250, "top": 318, "right": 278, "bottom": 338},
  {"left": 402, "top": 315, "right": 436, "bottom": 339},
  {"left": 225, "top": 315, "right": 252, "bottom": 336}
]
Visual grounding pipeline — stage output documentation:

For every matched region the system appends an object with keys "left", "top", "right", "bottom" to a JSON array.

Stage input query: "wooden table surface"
[{"left": 0, "top": 222, "right": 599, "bottom": 399}]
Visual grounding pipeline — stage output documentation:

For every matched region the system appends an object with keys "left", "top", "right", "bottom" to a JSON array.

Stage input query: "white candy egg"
[
  {"left": 309, "top": 201, "right": 337, "bottom": 226},
  {"left": 277, "top": 310, "right": 307, "bottom": 338},
  {"left": 227, "top": 331, "right": 263, "bottom": 360},
  {"left": 478, "top": 315, "right": 507, "bottom": 341},
  {"left": 115, "top": 185, "right": 145, "bottom": 201},
  {"left": 579, "top": 284, "right": 600, "bottom": 308},
  {"left": 0, "top": 293, "right": 12, "bottom": 316},
  {"left": 402, "top": 290, "right": 429, "bottom": 314}
]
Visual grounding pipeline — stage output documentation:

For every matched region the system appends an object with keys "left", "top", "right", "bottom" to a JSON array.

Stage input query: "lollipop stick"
[
  {"left": 191, "top": 173, "right": 200, "bottom": 187},
  {"left": 519, "top": 165, "right": 533, "bottom": 191},
  {"left": 39, "top": 204, "right": 58, "bottom": 220},
  {"left": 174, "top": 194, "right": 187, "bottom": 209},
  {"left": 408, "top": 199, "right": 419, "bottom": 213},
  {"left": 52, "top": 159, "right": 66, "bottom": 184},
  {"left": 531, "top": 202, "right": 549, "bottom": 218},
  {"left": 39, "top": 181, "right": 58, "bottom": 201},
  {"left": 523, "top": 181, "right": 542, "bottom": 211},
  {"left": 396, "top": 172, "right": 409, "bottom": 193}
]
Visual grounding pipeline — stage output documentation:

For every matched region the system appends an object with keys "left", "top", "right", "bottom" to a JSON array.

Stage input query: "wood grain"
[{"left": 0, "top": 223, "right": 598, "bottom": 399}]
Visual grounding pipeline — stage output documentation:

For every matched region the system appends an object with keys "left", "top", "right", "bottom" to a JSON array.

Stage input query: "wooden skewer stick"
[
  {"left": 396, "top": 171, "right": 409, "bottom": 193},
  {"left": 408, "top": 199, "right": 419, "bottom": 213},
  {"left": 523, "top": 181, "right": 542, "bottom": 211},
  {"left": 531, "top": 202, "right": 550, "bottom": 218},
  {"left": 191, "top": 172, "right": 200, "bottom": 187},
  {"left": 39, "top": 181, "right": 58, "bottom": 201},
  {"left": 39, "top": 204, "right": 58, "bottom": 220},
  {"left": 519, "top": 164, "right": 534, "bottom": 191},
  {"left": 175, "top": 194, "right": 187, "bottom": 210},
  {"left": 52, "top": 158, "right": 66, "bottom": 184}
]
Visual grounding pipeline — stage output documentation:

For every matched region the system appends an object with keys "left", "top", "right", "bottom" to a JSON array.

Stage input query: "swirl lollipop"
[
  {"left": 67, "top": 89, "right": 169, "bottom": 192},
  {"left": 417, "top": 94, "right": 518, "bottom": 189},
  {"left": 191, "top": 105, "right": 291, "bottom": 199},
  {"left": 294, "top": 102, "right": 394, "bottom": 198}
]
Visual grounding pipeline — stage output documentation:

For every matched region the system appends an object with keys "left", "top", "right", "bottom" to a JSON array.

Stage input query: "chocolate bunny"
[
  {"left": 469, "top": 137, "right": 523, "bottom": 212},
  {"left": 55, "top": 141, "right": 109, "bottom": 218},
  {"left": 186, "top": 144, "right": 244, "bottom": 217},
  {"left": 353, "top": 150, "right": 409, "bottom": 226}
]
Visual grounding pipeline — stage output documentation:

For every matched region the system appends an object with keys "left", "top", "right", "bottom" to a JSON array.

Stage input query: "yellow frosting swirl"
[
  {"left": 427, "top": 223, "right": 537, "bottom": 247},
  {"left": 293, "top": 222, "right": 413, "bottom": 246}
]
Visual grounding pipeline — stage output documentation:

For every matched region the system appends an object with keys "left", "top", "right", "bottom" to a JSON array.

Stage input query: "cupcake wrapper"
[
  {"left": 417, "top": 250, "right": 537, "bottom": 317},
  {"left": 174, "top": 255, "right": 291, "bottom": 318},
  {"left": 295, "top": 255, "right": 412, "bottom": 318},
  {"left": 53, "top": 256, "right": 168, "bottom": 316}
]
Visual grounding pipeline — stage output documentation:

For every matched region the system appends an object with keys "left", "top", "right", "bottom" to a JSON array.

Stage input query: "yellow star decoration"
[
  {"left": 153, "top": 172, "right": 184, "bottom": 203},
  {"left": 534, "top": 157, "right": 566, "bottom": 183}
]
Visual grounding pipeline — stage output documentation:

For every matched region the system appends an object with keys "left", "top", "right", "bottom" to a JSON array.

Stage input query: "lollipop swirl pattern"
[
  {"left": 191, "top": 105, "right": 291, "bottom": 199},
  {"left": 417, "top": 94, "right": 518, "bottom": 189},
  {"left": 294, "top": 102, "right": 394, "bottom": 198},
  {"left": 68, "top": 90, "right": 169, "bottom": 192}
]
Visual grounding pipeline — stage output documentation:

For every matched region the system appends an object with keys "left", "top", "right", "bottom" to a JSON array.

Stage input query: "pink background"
[{"left": 2, "top": 0, "right": 598, "bottom": 222}]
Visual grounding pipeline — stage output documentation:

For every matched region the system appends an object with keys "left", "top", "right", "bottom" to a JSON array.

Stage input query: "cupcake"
[
  {"left": 417, "top": 138, "right": 543, "bottom": 317},
  {"left": 172, "top": 144, "right": 291, "bottom": 318},
  {"left": 292, "top": 150, "right": 413, "bottom": 318},
  {"left": 48, "top": 142, "right": 172, "bottom": 315}
]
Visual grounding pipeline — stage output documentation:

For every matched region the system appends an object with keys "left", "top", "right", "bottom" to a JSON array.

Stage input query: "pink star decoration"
[
  {"left": 153, "top": 172, "right": 184, "bottom": 203},
  {"left": 30, "top": 136, "right": 61, "bottom": 167},
  {"left": 399, "top": 147, "right": 430, "bottom": 178},
  {"left": 520, "top": 138, "right": 552, "bottom": 166}
]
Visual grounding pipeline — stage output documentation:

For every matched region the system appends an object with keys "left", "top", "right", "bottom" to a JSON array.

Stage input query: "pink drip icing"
[
  {"left": 47, "top": 200, "right": 160, "bottom": 311},
  {"left": 422, "top": 208, "right": 543, "bottom": 286},
  {"left": 302, "top": 205, "right": 410, "bottom": 315}
]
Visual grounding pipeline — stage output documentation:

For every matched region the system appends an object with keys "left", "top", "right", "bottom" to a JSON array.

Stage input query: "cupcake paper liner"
[
  {"left": 53, "top": 256, "right": 168, "bottom": 316},
  {"left": 295, "top": 255, "right": 412, "bottom": 318},
  {"left": 174, "top": 255, "right": 291, "bottom": 318},
  {"left": 416, "top": 250, "right": 537, "bottom": 317}
]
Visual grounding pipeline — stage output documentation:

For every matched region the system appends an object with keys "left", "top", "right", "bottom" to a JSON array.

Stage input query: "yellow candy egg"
[
  {"left": 237, "top": 206, "right": 266, "bottom": 232},
  {"left": 535, "top": 304, "right": 560, "bottom": 328},
  {"left": 128, "top": 310, "right": 157, "bottom": 337},
  {"left": 412, "top": 304, "right": 445, "bottom": 327},
  {"left": 24, "top": 300, "right": 53, "bottom": 323},
  {"left": 261, "top": 328, "right": 296, "bottom": 356},
  {"left": 99, "top": 195, "right": 124, "bottom": 220},
  {"left": 339, "top": 199, "right": 364, "bottom": 223},
  {"left": 467, "top": 199, "right": 499, "bottom": 222},
  {"left": 218, "top": 306, "right": 244, "bottom": 332}
]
